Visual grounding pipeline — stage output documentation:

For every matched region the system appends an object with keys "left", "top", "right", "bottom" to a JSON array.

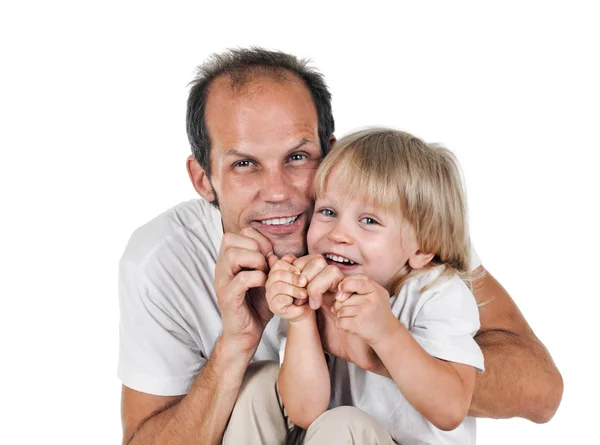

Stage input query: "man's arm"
[
  {"left": 120, "top": 228, "right": 275, "bottom": 444},
  {"left": 122, "top": 338, "right": 252, "bottom": 445},
  {"left": 468, "top": 266, "right": 563, "bottom": 423}
]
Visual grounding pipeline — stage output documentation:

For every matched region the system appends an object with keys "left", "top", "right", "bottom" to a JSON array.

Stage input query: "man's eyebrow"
[
  {"left": 285, "top": 138, "right": 318, "bottom": 156},
  {"left": 223, "top": 138, "right": 318, "bottom": 158},
  {"left": 223, "top": 148, "right": 254, "bottom": 158}
]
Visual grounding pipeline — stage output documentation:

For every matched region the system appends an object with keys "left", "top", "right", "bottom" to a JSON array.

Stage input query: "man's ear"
[
  {"left": 408, "top": 250, "right": 435, "bottom": 270},
  {"left": 328, "top": 134, "right": 336, "bottom": 150},
  {"left": 186, "top": 155, "right": 215, "bottom": 201}
]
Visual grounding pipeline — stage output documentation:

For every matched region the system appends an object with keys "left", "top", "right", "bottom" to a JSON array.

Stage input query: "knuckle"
[{"left": 221, "top": 233, "right": 236, "bottom": 246}]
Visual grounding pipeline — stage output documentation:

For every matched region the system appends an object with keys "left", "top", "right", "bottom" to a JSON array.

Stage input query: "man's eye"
[
  {"left": 289, "top": 153, "right": 307, "bottom": 162},
  {"left": 360, "top": 217, "right": 379, "bottom": 225},
  {"left": 319, "top": 208, "right": 336, "bottom": 218},
  {"left": 234, "top": 160, "right": 253, "bottom": 168}
]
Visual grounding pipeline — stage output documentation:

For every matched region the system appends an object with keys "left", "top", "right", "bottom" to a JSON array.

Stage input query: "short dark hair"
[{"left": 186, "top": 47, "right": 335, "bottom": 177}]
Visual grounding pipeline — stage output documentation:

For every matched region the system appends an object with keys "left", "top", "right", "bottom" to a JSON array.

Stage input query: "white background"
[{"left": 1, "top": 1, "right": 598, "bottom": 444}]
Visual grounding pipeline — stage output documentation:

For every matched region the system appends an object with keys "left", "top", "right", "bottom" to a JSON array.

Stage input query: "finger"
[
  {"left": 306, "top": 265, "right": 345, "bottom": 310},
  {"left": 336, "top": 305, "right": 360, "bottom": 318},
  {"left": 266, "top": 270, "right": 307, "bottom": 289},
  {"left": 267, "top": 252, "right": 297, "bottom": 270},
  {"left": 284, "top": 305, "right": 313, "bottom": 322},
  {"left": 219, "top": 246, "right": 269, "bottom": 276},
  {"left": 221, "top": 270, "right": 267, "bottom": 306},
  {"left": 271, "top": 294, "right": 294, "bottom": 314},
  {"left": 295, "top": 255, "right": 329, "bottom": 282},
  {"left": 239, "top": 226, "right": 274, "bottom": 257},
  {"left": 334, "top": 294, "right": 364, "bottom": 312},
  {"left": 338, "top": 276, "right": 378, "bottom": 296},
  {"left": 267, "top": 253, "right": 279, "bottom": 269},
  {"left": 268, "top": 281, "right": 308, "bottom": 303},
  {"left": 269, "top": 259, "right": 302, "bottom": 276},
  {"left": 292, "top": 254, "right": 325, "bottom": 273},
  {"left": 335, "top": 291, "right": 353, "bottom": 302},
  {"left": 280, "top": 253, "right": 297, "bottom": 264}
]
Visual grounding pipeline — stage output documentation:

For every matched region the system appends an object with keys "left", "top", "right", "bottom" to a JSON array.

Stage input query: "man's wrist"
[{"left": 211, "top": 335, "right": 255, "bottom": 390}]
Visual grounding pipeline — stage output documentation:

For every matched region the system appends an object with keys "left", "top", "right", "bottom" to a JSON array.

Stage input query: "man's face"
[{"left": 204, "top": 74, "right": 321, "bottom": 257}]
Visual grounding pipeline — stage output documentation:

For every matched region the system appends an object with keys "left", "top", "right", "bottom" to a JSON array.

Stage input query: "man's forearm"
[
  {"left": 127, "top": 337, "right": 252, "bottom": 445},
  {"left": 469, "top": 330, "right": 563, "bottom": 423}
]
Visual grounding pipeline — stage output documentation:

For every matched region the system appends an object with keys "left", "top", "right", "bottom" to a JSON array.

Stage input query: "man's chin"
[{"left": 271, "top": 240, "right": 307, "bottom": 259}]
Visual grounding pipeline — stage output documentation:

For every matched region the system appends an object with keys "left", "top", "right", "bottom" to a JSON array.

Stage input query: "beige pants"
[{"left": 222, "top": 361, "right": 394, "bottom": 445}]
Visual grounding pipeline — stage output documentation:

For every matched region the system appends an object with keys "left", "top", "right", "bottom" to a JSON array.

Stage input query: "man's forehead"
[{"left": 209, "top": 68, "right": 300, "bottom": 97}]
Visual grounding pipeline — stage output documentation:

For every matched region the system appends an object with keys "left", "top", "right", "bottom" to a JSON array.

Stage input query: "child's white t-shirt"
[{"left": 279, "top": 266, "right": 484, "bottom": 445}]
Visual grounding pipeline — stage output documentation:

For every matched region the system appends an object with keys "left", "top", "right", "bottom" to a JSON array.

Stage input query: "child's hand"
[
  {"left": 317, "top": 296, "right": 381, "bottom": 371},
  {"left": 266, "top": 253, "right": 311, "bottom": 322},
  {"left": 332, "top": 275, "right": 399, "bottom": 346},
  {"left": 291, "top": 254, "right": 345, "bottom": 310}
]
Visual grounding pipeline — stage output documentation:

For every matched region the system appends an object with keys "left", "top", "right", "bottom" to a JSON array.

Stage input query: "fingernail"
[
  {"left": 266, "top": 251, "right": 273, "bottom": 257},
  {"left": 298, "top": 275, "right": 307, "bottom": 286},
  {"left": 309, "top": 298, "right": 316, "bottom": 309}
]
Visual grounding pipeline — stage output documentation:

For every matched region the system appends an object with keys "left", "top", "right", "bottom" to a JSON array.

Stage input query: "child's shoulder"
[{"left": 398, "top": 266, "right": 473, "bottom": 307}]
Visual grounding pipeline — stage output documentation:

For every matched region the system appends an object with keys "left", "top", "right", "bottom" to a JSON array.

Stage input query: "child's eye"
[
  {"left": 319, "top": 208, "right": 337, "bottom": 218},
  {"left": 360, "top": 217, "right": 379, "bottom": 225}
]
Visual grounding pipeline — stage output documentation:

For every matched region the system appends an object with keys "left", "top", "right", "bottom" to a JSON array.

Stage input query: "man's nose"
[{"left": 260, "top": 168, "right": 293, "bottom": 203}]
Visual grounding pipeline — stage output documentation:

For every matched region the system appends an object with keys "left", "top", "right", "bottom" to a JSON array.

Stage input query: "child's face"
[{"left": 307, "top": 167, "right": 418, "bottom": 288}]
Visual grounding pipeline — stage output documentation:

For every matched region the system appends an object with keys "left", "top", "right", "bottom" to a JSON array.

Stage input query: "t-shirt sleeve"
[
  {"left": 117, "top": 259, "right": 206, "bottom": 396},
  {"left": 410, "top": 277, "right": 484, "bottom": 372},
  {"left": 470, "top": 244, "right": 482, "bottom": 271}
]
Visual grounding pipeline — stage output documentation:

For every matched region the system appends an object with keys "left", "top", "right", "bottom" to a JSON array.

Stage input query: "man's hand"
[
  {"left": 214, "top": 227, "right": 274, "bottom": 356},
  {"left": 332, "top": 275, "right": 398, "bottom": 346},
  {"left": 265, "top": 253, "right": 311, "bottom": 322}
]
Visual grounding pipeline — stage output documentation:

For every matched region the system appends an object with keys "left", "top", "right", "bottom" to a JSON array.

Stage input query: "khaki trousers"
[{"left": 222, "top": 361, "right": 394, "bottom": 445}]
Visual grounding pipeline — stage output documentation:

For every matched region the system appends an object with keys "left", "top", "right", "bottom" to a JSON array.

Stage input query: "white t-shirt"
[
  {"left": 118, "top": 198, "right": 483, "bottom": 398},
  {"left": 280, "top": 267, "right": 484, "bottom": 445},
  {"left": 117, "top": 199, "right": 281, "bottom": 395}
]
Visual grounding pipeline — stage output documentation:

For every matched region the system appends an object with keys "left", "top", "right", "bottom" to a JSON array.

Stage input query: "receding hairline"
[{"left": 207, "top": 66, "right": 308, "bottom": 99}]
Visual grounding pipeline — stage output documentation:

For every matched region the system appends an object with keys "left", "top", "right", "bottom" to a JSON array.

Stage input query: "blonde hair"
[{"left": 313, "top": 128, "right": 472, "bottom": 294}]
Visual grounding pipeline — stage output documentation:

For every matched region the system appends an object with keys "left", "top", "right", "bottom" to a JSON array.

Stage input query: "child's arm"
[
  {"left": 333, "top": 275, "right": 480, "bottom": 431},
  {"left": 279, "top": 312, "right": 330, "bottom": 429},
  {"left": 265, "top": 254, "right": 330, "bottom": 429}
]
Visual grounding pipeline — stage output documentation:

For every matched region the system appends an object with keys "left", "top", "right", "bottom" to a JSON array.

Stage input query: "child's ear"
[{"left": 408, "top": 250, "right": 435, "bottom": 270}]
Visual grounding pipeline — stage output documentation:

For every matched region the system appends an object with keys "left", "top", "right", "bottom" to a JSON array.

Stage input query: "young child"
[{"left": 266, "top": 128, "right": 484, "bottom": 444}]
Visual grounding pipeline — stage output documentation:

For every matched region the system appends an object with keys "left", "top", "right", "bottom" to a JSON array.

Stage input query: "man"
[{"left": 118, "top": 48, "right": 562, "bottom": 444}]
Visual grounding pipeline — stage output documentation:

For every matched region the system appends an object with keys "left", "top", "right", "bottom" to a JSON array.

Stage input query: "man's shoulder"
[{"left": 120, "top": 199, "right": 222, "bottom": 268}]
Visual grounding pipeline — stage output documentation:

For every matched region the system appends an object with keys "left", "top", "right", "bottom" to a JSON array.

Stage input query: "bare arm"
[
  {"left": 333, "top": 276, "right": 477, "bottom": 431},
  {"left": 121, "top": 228, "right": 275, "bottom": 444},
  {"left": 372, "top": 322, "right": 476, "bottom": 431},
  {"left": 122, "top": 338, "right": 252, "bottom": 445},
  {"left": 279, "top": 312, "right": 330, "bottom": 429},
  {"left": 468, "top": 266, "right": 563, "bottom": 422}
]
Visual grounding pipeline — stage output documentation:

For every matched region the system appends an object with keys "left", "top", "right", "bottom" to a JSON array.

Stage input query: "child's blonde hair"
[{"left": 313, "top": 128, "right": 472, "bottom": 294}]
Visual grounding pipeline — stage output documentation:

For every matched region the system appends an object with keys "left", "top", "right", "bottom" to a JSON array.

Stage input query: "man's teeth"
[
  {"left": 325, "top": 253, "right": 355, "bottom": 265},
  {"left": 260, "top": 215, "right": 299, "bottom": 226}
]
